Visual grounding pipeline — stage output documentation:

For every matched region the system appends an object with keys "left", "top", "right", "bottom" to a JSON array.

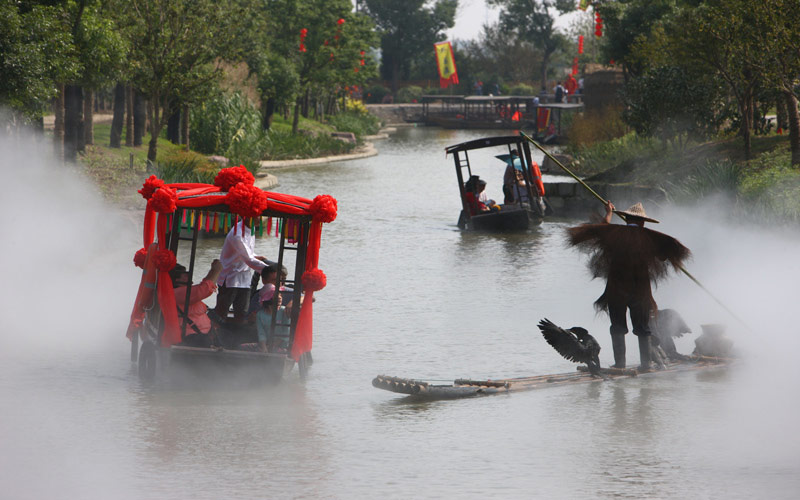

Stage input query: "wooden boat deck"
[{"left": 372, "top": 357, "right": 732, "bottom": 400}]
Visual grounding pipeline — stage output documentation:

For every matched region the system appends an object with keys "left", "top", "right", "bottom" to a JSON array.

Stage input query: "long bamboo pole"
[{"left": 520, "top": 131, "right": 752, "bottom": 332}]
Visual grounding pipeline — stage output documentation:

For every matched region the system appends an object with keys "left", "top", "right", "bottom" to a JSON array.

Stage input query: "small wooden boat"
[
  {"left": 372, "top": 356, "right": 732, "bottom": 400},
  {"left": 446, "top": 135, "right": 550, "bottom": 231}
]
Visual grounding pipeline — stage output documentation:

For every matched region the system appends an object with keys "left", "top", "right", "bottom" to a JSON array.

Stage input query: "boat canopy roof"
[{"left": 445, "top": 135, "right": 527, "bottom": 155}]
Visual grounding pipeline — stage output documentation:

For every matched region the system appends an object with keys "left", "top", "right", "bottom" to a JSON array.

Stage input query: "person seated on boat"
[
  {"left": 246, "top": 263, "right": 287, "bottom": 322},
  {"left": 171, "top": 259, "right": 223, "bottom": 348},
  {"left": 503, "top": 150, "right": 527, "bottom": 204},
  {"left": 239, "top": 284, "right": 292, "bottom": 353},
  {"left": 464, "top": 176, "right": 497, "bottom": 215},
  {"left": 214, "top": 217, "right": 269, "bottom": 325}
]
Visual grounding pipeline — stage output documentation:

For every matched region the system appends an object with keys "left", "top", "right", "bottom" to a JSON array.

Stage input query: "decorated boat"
[
  {"left": 447, "top": 135, "right": 551, "bottom": 231},
  {"left": 372, "top": 356, "right": 732, "bottom": 401},
  {"left": 126, "top": 166, "right": 337, "bottom": 384}
]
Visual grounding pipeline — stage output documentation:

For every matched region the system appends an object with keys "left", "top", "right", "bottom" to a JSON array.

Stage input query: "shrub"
[
  {"left": 509, "top": 83, "right": 536, "bottom": 96},
  {"left": 344, "top": 97, "right": 368, "bottom": 115},
  {"left": 396, "top": 85, "right": 423, "bottom": 103},
  {"left": 263, "top": 129, "right": 354, "bottom": 160},
  {"left": 190, "top": 90, "right": 269, "bottom": 171},
  {"left": 567, "top": 105, "right": 628, "bottom": 147},
  {"left": 327, "top": 110, "right": 381, "bottom": 138},
  {"left": 155, "top": 150, "right": 219, "bottom": 184},
  {"left": 365, "top": 84, "right": 391, "bottom": 104}
]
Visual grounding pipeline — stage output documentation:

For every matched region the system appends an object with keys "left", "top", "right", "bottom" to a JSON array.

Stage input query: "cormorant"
[
  {"left": 650, "top": 308, "right": 692, "bottom": 361},
  {"left": 538, "top": 318, "right": 602, "bottom": 377}
]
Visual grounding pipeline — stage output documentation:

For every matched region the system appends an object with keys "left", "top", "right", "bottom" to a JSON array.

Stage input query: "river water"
[{"left": 2, "top": 128, "right": 800, "bottom": 499}]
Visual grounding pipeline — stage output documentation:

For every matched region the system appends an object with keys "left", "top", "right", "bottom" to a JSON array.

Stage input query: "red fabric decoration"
[
  {"left": 149, "top": 187, "right": 178, "bottom": 214},
  {"left": 227, "top": 183, "right": 268, "bottom": 218},
  {"left": 337, "top": 18, "right": 345, "bottom": 25},
  {"left": 214, "top": 165, "right": 255, "bottom": 191},
  {"left": 133, "top": 247, "right": 147, "bottom": 268},
  {"left": 309, "top": 194, "right": 338, "bottom": 223},
  {"left": 139, "top": 175, "right": 165, "bottom": 200},
  {"left": 153, "top": 248, "right": 176, "bottom": 272},
  {"left": 302, "top": 268, "right": 327, "bottom": 292}
]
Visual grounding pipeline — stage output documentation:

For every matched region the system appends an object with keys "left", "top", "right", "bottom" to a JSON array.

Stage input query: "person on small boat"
[
  {"left": 171, "top": 259, "right": 222, "bottom": 348},
  {"left": 464, "top": 176, "right": 497, "bottom": 214},
  {"left": 503, "top": 150, "right": 526, "bottom": 204},
  {"left": 247, "top": 263, "right": 287, "bottom": 322},
  {"left": 214, "top": 217, "right": 269, "bottom": 324},
  {"left": 240, "top": 284, "right": 292, "bottom": 353},
  {"left": 567, "top": 201, "right": 691, "bottom": 372}
]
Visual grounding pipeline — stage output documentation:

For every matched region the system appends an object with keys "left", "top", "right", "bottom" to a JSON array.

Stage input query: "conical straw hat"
[{"left": 614, "top": 202, "right": 659, "bottom": 223}]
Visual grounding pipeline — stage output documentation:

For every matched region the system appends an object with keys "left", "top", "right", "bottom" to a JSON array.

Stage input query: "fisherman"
[{"left": 567, "top": 201, "right": 691, "bottom": 372}]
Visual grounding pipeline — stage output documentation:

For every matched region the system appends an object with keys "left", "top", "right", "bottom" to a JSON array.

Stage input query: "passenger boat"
[
  {"left": 126, "top": 167, "right": 337, "bottom": 384},
  {"left": 446, "top": 135, "right": 551, "bottom": 231},
  {"left": 372, "top": 356, "right": 733, "bottom": 401}
]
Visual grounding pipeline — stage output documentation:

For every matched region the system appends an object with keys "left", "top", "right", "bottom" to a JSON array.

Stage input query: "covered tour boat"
[
  {"left": 446, "top": 135, "right": 551, "bottom": 231},
  {"left": 126, "top": 167, "right": 337, "bottom": 384}
]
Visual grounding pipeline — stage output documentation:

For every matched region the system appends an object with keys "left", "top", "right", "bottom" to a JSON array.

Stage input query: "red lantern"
[
  {"left": 572, "top": 57, "right": 579, "bottom": 75},
  {"left": 299, "top": 43, "right": 306, "bottom": 52},
  {"left": 337, "top": 18, "right": 345, "bottom": 25},
  {"left": 595, "top": 13, "right": 603, "bottom": 37},
  {"left": 578, "top": 35, "right": 584, "bottom": 54}
]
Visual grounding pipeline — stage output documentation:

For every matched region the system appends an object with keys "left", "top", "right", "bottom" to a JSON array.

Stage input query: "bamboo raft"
[{"left": 372, "top": 356, "right": 732, "bottom": 400}]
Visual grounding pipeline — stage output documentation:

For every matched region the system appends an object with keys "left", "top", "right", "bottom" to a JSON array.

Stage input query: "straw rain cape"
[{"left": 567, "top": 224, "right": 691, "bottom": 312}]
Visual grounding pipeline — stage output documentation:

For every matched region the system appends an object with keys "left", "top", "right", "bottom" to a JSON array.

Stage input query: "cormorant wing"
[{"left": 537, "top": 318, "right": 594, "bottom": 364}]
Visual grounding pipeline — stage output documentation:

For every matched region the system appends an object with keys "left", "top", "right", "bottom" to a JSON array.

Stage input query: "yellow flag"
[{"left": 434, "top": 41, "right": 459, "bottom": 88}]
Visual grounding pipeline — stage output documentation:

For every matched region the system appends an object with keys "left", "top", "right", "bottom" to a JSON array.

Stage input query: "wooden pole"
[{"left": 519, "top": 131, "right": 753, "bottom": 333}]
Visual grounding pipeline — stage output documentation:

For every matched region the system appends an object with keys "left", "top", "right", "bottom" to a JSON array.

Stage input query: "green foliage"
[
  {"left": 664, "top": 159, "right": 742, "bottom": 202},
  {"left": 567, "top": 132, "right": 660, "bottom": 176},
  {"left": 190, "top": 91, "right": 269, "bottom": 171},
  {"left": 155, "top": 150, "right": 220, "bottom": 184},
  {"left": 327, "top": 110, "right": 381, "bottom": 137},
  {"left": 365, "top": 84, "right": 391, "bottom": 104},
  {"left": 396, "top": 85, "right": 423, "bottom": 103},
  {"left": 363, "top": 0, "right": 457, "bottom": 84},
  {"left": 509, "top": 84, "right": 536, "bottom": 96},
  {"left": 263, "top": 129, "right": 354, "bottom": 160},
  {"left": 622, "top": 65, "right": 725, "bottom": 147},
  {"left": 738, "top": 150, "right": 800, "bottom": 220},
  {"left": 0, "top": 4, "right": 78, "bottom": 122}
]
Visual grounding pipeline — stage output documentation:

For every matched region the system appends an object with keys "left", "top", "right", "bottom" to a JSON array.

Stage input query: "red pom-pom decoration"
[
  {"left": 133, "top": 248, "right": 147, "bottom": 269},
  {"left": 302, "top": 268, "right": 327, "bottom": 292},
  {"left": 153, "top": 249, "right": 176, "bottom": 272},
  {"left": 309, "top": 194, "right": 338, "bottom": 223},
  {"left": 149, "top": 186, "right": 178, "bottom": 214},
  {"left": 227, "top": 183, "right": 268, "bottom": 218},
  {"left": 138, "top": 175, "right": 165, "bottom": 200},
  {"left": 214, "top": 165, "right": 255, "bottom": 192}
]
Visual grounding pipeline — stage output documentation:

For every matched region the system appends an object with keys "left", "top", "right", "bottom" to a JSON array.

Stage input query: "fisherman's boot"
[
  {"left": 610, "top": 334, "right": 626, "bottom": 369},
  {"left": 638, "top": 335, "right": 652, "bottom": 373}
]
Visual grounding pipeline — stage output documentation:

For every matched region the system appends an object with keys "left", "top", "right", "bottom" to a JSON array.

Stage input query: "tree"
[
  {"left": 124, "top": 0, "right": 227, "bottom": 162},
  {"left": 0, "top": 3, "right": 78, "bottom": 128},
  {"left": 363, "top": 0, "right": 457, "bottom": 94},
  {"left": 488, "top": 0, "right": 574, "bottom": 90}
]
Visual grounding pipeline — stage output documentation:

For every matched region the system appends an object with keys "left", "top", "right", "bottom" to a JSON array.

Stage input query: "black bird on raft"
[{"left": 538, "top": 318, "right": 603, "bottom": 377}]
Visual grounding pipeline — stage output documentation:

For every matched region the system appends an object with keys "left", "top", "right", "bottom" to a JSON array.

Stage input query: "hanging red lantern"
[
  {"left": 578, "top": 35, "right": 584, "bottom": 54},
  {"left": 337, "top": 18, "right": 345, "bottom": 25},
  {"left": 299, "top": 43, "right": 306, "bottom": 52},
  {"left": 595, "top": 13, "right": 603, "bottom": 37},
  {"left": 572, "top": 57, "right": 579, "bottom": 75},
  {"left": 360, "top": 59, "right": 365, "bottom": 66}
]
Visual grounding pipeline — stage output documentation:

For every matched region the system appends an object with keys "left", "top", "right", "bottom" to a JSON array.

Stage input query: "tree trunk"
[
  {"left": 53, "top": 84, "right": 65, "bottom": 161},
  {"left": 147, "top": 94, "right": 161, "bottom": 163},
  {"left": 63, "top": 84, "right": 84, "bottom": 162},
  {"left": 125, "top": 85, "right": 134, "bottom": 146},
  {"left": 742, "top": 94, "right": 753, "bottom": 161},
  {"left": 262, "top": 97, "right": 275, "bottom": 131},
  {"left": 110, "top": 83, "right": 125, "bottom": 148},
  {"left": 133, "top": 90, "right": 146, "bottom": 146},
  {"left": 180, "top": 104, "right": 189, "bottom": 146},
  {"left": 83, "top": 89, "right": 94, "bottom": 146},
  {"left": 784, "top": 91, "right": 800, "bottom": 166},
  {"left": 301, "top": 88, "right": 310, "bottom": 118},
  {"left": 291, "top": 99, "right": 300, "bottom": 134},
  {"left": 390, "top": 58, "right": 399, "bottom": 96},
  {"left": 166, "top": 103, "right": 180, "bottom": 144},
  {"left": 540, "top": 53, "right": 550, "bottom": 92}
]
